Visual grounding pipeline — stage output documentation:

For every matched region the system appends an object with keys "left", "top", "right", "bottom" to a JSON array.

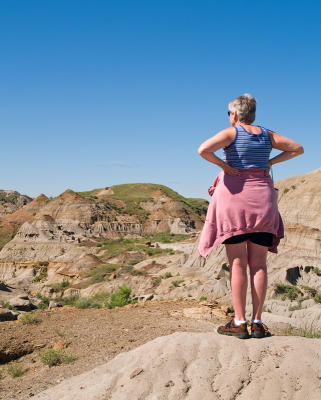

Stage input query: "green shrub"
[
  {"left": 0, "top": 300, "right": 13, "bottom": 310},
  {"left": 98, "top": 235, "right": 180, "bottom": 260},
  {"left": 283, "top": 188, "right": 289, "bottom": 193},
  {"left": 274, "top": 283, "right": 288, "bottom": 294},
  {"left": 58, "top": 294, "right": 101, "bottom": 309},
  {"left": 36, "top": 295, "right": 50, "bottom": 309},
  {"left": 0, "top": 192, "right": 20, "bottom": 203},
  {"left": 146, "top": 247, "right": 166, "bottom": 257},
  {"left": 313, "top": 293, "right": 321, "bottom": 303},
  {"left": 62, "top": 354, "right": 77, "bottom": 364},
  {"left": 39, "top": 349, "right": 76, "bottom": 367},
  {"left": 289, "top": 304, "right": 302, "bottom": 311},
  {"left": 142, "top": 231, "right": 189, "bottom": 244},
  {"left": 199, "top": 296, "right": 207, "bottom": 301},
  {"left": 287, "top": 287, "right": 300, "bottom": 300},
  {"left": 33, "top": 266, "right": 48, "bottom": 282},
  {"left": 38, "top": 261, "right": 49, "bottom": 267},
  {"left": 58, "top": 294, "right": 79, "bottom": 307},
  {"left": 7, "top": 362, "right": 24, "bottom": 378},
  {"left": 164, "top": 272, "right": 173, "bottom": 279},
  {"left": 104, "top": 285, "right": 137, "bottom": 309},
  {"left": 51, "top": 280, "right": 71, "bottom": 292},
  {"left": 274, "top": 283, "right": 302, "bottom": 301},
  {"left": 19, "top": 313, "right": 41, "bottom": 324},
  {"left": 130, "top": 269, "right": 147, "bottom": 275},
  {"left": 312, "top": 267, "right": 321, "bottom": 276},
  {"left": 153, "top": 276, "right": 162, "bottom": 284},
  {"left": 73, "top": 298, "right": 101, "bottom": 309},
  {"left": 84, "top": 264, "right": 119, "bottom": 285},
  {"left": 170, "top": 279, "right": 184, "bottom": 287}
]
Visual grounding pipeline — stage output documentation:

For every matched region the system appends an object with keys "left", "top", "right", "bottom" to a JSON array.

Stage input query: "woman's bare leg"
[
  {"left": 225, "top": 242, "right": 248, "bottom": 321},
  {"left": 247, "top": 240, "right": 268, "bottom": 320}
]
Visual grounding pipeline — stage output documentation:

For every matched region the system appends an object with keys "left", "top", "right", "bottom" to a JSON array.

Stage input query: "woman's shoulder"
[{"left": 221, "top": 126, "right": 238, "bottom": 149}]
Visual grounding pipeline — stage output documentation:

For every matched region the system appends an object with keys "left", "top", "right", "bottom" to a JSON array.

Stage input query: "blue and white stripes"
[{"left": 222, "top": 124, "right": 272, "bottom": 169}]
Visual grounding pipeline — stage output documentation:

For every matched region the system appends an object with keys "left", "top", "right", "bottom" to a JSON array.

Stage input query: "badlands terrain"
[{"left": 0, "top": 169, "right": 320, "bottom": 399}]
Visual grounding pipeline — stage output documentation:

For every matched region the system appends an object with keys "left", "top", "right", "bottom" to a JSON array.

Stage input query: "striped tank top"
[{"left": 222, "top": 124, "right": 272, "bottom": 169}]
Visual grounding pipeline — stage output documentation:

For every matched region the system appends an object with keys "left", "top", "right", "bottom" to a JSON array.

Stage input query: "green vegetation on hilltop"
[
  {"left": 0, "top": 192, "right": 19, "bottom": 203},
  {"left": 78, "top": 183, "right": 208, "bottom": 220},
  {"left": 110, "top": 183, "right": 208, "bottom": 216},
  {"left": 77, "top": 188, "right": 101, "bottom": 198}
]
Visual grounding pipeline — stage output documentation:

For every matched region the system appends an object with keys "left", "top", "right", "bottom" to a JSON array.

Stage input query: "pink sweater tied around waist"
[{"left": 198, "top": 168, "right": 284, "bottom": 259}]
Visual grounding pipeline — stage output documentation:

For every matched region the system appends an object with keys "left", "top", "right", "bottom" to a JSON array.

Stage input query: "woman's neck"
[{"left": 237, "top": 121, "right": 252, "bottom": 127}]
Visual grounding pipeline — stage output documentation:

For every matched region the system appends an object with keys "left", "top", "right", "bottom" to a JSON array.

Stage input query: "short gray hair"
[{"left": 228, "top": 93, "right": 257, "bottom": 123}]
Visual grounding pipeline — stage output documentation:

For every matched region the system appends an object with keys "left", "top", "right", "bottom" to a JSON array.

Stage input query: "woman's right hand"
[
  {"left": 264, "top": 161, "right": 272, "bottom": 177},
  {"left": 220, "top": 162, "right": 241, "bottom": 176}
]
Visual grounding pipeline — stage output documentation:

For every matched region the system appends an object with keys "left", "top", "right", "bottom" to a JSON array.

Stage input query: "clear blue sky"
[{"left": 1, "top": 1, "right": 320, "bottom": 200}]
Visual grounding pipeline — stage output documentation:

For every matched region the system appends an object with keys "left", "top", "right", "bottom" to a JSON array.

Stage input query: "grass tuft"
[
  {"left": 39, "top": 349, "right": 77, "bottom": 367},
  {"left": 7, "top": 362, "right": 24, "bottom": 378},
  {"left": 19, "top": 313, "right": 41, "bottom": 324}
]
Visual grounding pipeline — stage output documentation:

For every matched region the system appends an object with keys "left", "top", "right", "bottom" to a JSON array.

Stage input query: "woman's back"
[{"left": 222, "top": 124, "right": 272, "bottom": 169}]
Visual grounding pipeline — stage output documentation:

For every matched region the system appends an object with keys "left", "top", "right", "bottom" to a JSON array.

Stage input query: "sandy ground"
[{"left": 0, "top": 299, "right": 225, "bottom": 400}]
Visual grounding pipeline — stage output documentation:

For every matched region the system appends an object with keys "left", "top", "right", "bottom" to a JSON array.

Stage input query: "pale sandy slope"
[{"left": 33, "top": 331, "right": 321, "bottom": 400}]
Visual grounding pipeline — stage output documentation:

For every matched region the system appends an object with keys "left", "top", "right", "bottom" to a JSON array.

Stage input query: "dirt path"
[{"left": 0, "top": 299, "right": 226, "bottom": 400}]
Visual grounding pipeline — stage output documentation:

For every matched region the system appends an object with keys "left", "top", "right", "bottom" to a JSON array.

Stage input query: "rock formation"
[
  {"left": 0, "top": 171, "right": 320, "bottom": 331},
  {"left": 0, "top": 190, "right": 32, "bottom": 218},
  {"left": 0, "top": 184, "right": 207, "bottom": 290},
  {"left": 32, "top": 331, "right": 321, "bottom": 400}
]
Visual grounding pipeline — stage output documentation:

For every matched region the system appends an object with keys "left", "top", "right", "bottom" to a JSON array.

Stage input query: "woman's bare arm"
[
  {"left": 268, "top": 130, "right": 304, "bottom": 166},
  {"left": 197, "top": 127, "right": 241, "bottom": 176}
]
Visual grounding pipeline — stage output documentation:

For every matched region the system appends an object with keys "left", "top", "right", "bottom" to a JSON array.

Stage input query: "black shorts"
[{"left": 222, "top": 232, "right": 274, "bottom": 247}]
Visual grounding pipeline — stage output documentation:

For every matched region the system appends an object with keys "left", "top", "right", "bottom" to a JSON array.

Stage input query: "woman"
[{"left": 197, "top": 94, "right": 304, "bottom": 339}]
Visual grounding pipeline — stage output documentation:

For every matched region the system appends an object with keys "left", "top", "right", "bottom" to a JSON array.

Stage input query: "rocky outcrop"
[
  {"left": 0, "top": 194, "right": 49, "bottom": 251},
  {"left": 32, "top": 331, "right": 321, "bottom": 400},
  {"left": 0, "top": 190, "right": 32, "bottom": 218},
  {"left": 0, "top": 186, "right": 206, "bottom": 262},
  {"left": 0, "top": 185, "right": 206, "bottom": 291}
]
